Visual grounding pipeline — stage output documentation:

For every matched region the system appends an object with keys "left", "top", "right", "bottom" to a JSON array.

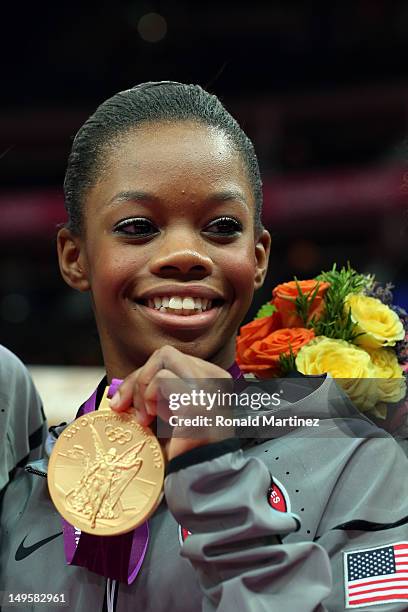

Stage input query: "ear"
[
  {"left": 254, "top": 229, "right": 271, "bottom": 290},
  {"left": 57, "top": 227, "right": 90, "bottom": 292}
]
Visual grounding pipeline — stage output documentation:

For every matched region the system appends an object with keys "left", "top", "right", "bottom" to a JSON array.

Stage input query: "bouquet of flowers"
[{"left": 236, "top": 264, "right": 408, "bottom": 418}]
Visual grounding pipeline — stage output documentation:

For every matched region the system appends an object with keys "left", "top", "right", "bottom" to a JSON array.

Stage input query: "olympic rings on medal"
[{"left": 105, "top": 424, "right": 133, "bottom": 444}]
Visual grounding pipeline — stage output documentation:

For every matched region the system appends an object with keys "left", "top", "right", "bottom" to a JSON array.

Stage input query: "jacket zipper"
[{"left": 25, "top": 465, "right": 47, "bottom": 477}]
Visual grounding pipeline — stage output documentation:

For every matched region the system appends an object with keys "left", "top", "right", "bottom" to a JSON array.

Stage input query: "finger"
[
  {"left": 110, "top": 375, "right": 155, "bottom": 427},
  {"left": 130, "top": 380, "right": 152, "bottom": 426},
  {"left": 108, "top": 348, "right": 182, "bottom": 413},
  {"left": 143, "top": 370, "right": 182, "bottom": 420},
  {"left": 137, "top": 345, "right": 231, "bottom": 392},
  {"left": 135, "top": 409, "right": 155, "bottom": 428},
  {"left": 137, "top": 346, "right": 197, "bottom": 391},
  {"left": 109, "top": 370, "right": 141, "bottom": 412}
]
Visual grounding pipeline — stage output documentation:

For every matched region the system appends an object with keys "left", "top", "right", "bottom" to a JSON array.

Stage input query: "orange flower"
[
  {"left": 272, "top": 280, "right": 330, "bottom": 328},
  {"left": 236, "top": 310, "right": 281, "bottom": 365},
  {"left": 237, "top": 326, "right": 315, "bottom": 378}
]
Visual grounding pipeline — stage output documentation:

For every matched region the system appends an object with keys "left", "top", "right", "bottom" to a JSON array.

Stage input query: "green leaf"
[
  {"left": 255, "top": 302, "right": 277, "bottom": 319},
  {"left": 278, "top": 344, "right": 298, "bottom": 375},
  {"left": 292, "top": 277, "right": 322, "bottom": 327},
  {"left": 314, "top": 262, "right": 373, "bottom": 341}
]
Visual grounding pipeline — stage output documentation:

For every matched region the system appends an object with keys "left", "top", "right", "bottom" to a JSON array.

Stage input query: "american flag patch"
[{"left": 344, "top": 542, "right": 408, "bottom": 608}]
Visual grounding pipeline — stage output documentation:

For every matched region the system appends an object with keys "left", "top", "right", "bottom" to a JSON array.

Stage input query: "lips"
[
  {"left": 145, "top": 296, "right": 222, "bottom": 316},
  {"left": 134, "top": 285, "right": 224, "bottom": 316},
  {"left": 131, "top": 285, "right": 226, "bottom": 330},
  {"left": 133, "top": 301, "right": 224, "bottom": 330}
]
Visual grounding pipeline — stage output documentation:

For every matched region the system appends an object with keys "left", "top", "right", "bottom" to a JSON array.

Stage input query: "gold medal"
[{"left": 47, "top": 387, "right": 165, "bottom": 536}]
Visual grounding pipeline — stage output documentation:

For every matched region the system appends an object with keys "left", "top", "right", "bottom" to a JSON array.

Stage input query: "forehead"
[{"left": 95, "top": 120, "right": 253, "bottom": 203}]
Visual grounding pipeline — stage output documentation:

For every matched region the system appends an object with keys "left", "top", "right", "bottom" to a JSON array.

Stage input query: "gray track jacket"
[
  {"left": 0, "top": 345, "right": 46, "bottom": 494},
  {"left": 1, "top": 376, "right": 408, "bottom": 611}
]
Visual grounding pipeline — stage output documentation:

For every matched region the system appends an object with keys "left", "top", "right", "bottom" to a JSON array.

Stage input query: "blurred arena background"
[{"left": 1, "top": 2, "right": 408, "bottom": 412}]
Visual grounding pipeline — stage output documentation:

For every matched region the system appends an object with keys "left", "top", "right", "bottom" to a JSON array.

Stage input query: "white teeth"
[
  {"left": 169, "top": 296, "right": 183, "bottom": 309},
  {"left": 182, "top": 297, "right": 195, "bottom": 310},
  {"left": 144, "top": 294, "right": 217, "bottom": 315}
]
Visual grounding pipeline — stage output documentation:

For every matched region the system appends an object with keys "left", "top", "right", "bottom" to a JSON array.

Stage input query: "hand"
[{"left": 109, "top": 345, "right": 233, "bottom": 461}]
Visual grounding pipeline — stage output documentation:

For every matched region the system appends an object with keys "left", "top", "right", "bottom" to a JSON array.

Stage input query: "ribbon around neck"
[
  {"left": 62, "top": 381, "right": 149, "bottom": 584},
  {"left": 61, "top": 361, "right": 244, "bottom": 583}
]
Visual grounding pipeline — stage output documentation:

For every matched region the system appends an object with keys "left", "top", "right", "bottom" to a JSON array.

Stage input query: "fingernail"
[{"left": 110, "top": 392, "right": 120, "bottom": 409}]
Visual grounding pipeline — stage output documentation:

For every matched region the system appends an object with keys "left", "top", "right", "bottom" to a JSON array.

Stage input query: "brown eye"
[
  {"left": 204, "top": 216, "right": 243, "bottom": 235},
  {"left": 113, "top": 217, "right": 159, "bottom": 237}
]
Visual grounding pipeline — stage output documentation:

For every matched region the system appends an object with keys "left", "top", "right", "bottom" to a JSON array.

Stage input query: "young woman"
[{"left": 1, "top": 83, "right": 408, "bottom": 611}]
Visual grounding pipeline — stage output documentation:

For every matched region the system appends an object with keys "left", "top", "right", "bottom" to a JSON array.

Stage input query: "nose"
[{"left": 149, "top": 229, "right": 213, "bottom": 279}]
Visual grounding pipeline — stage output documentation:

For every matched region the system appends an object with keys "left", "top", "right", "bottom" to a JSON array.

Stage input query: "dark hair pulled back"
[{"left": 63, "top": 81, "right": 263, "bottom": 235}]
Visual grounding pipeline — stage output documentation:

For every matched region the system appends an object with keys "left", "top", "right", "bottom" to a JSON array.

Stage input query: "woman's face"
[{"left": 59, "top": 121, "right": 270, "bottom": 378}]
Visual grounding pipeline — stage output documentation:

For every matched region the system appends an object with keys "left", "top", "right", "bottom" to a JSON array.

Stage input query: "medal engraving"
[
  {"left": 48, "top": 388, "right": 164, "bottom": 536},
  {"left": 105, "top": 424, "right": 133, "bottom": 444}
]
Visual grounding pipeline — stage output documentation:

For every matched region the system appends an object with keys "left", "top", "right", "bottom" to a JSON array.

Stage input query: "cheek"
[
  {"left": 90, "top": 250, "right": 141, "bottom": 303},
  {"left": 220, "top": 244, "right": 258, "bottom": 303}
]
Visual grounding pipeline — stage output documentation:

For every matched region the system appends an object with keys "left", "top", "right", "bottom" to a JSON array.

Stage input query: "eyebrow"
[
  {"left": 107, "top": 190, "right": 158, "bottom": 206},
  {"left": 207, "top": 189, "right": 249, "bottom": 210},
  {"left": 107, "top": 189, "right": 249, "bottom": 210}
]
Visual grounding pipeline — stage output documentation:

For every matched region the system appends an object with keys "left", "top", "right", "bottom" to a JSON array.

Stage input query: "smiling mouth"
[{"left": 137, "top": 295, "right": 224, "bottom": 316}]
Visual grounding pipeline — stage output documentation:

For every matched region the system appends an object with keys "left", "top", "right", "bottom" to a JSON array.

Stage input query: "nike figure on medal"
[{"left": 15, "top": 532, "right": 63, "bottom": 561}]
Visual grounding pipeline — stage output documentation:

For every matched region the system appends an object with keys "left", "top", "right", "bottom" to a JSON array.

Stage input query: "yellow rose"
[
  {"left": 365, "top": 347, "right": 406, "bottom": 404},
  {"left": 296, "top": 336, "right": 374, "bottom": 377},
  {"left": 295, "top": 336, "right": 378, "bottom": 411},
  {"left": 368, "top": 347, "right": 404, "bottom": 378},
  {"left": 344, "top": 293, "right": 405, "bottom": 349}
]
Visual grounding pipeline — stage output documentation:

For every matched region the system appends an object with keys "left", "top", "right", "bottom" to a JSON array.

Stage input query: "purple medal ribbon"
[
  {"left": 61, "top": 361, "right": 244, "bottom": 583},
  {"left": 62, "top": 381, "right": 149, "bottom": 584},
  {"left": 228, "top": 361, "right": 245, "bottom": 381}
]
